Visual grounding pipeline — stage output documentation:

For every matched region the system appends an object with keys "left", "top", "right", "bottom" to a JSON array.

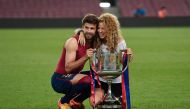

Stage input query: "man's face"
[{"left": 82, "top": 23, "right": 97, "bottom": 40}]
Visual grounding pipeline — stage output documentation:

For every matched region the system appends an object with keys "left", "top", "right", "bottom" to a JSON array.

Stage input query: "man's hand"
[{"left": 86, "top": 48, "right": 95, "bottom": 58}]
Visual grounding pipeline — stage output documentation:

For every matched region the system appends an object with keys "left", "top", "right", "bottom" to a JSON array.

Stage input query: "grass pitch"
[{"left": 0, "top": 27, "right": 190, "bottom": 109}]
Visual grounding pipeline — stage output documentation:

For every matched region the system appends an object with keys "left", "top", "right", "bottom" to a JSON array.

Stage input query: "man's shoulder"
[
  {"left": 65, "top": 36, "right": 78, "bottom": 49},
  {"left": 67, "top": 35, "right": 79, "bottom": 42}
]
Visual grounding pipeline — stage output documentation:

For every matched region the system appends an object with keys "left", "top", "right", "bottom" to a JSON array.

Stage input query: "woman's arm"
[
  {"left": 78, "top": 30, "right": 86, "bottom": 46},
  {"left": 74, "top": 28, "right": 86, "bottom": 46},
  {"left": 117, "top": 39, "right": 133, "bottom": 62}
]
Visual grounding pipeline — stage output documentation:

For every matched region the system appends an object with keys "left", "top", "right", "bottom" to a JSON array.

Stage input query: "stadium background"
[{"left": 0, "top": 0, "right": 190, "bottom": 109}]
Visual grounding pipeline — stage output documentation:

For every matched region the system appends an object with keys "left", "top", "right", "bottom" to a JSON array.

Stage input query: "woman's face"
[{"left": 98, "top": 22, "right": 106, "bottom": 39}]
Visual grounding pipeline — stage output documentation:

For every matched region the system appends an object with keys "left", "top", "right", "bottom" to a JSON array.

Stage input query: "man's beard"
[{"left": 85, "top": 32, "right": 94, "bottom": 40}]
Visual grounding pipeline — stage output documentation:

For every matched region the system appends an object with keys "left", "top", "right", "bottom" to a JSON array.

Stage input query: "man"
[
  {"left": 158, "top": 6, "right": 167, "bottom": 18},
  {"left": 133, "top": 3, "right": 146, "bottom": 17},
  {"left": 51, "top": 14, "right": 98, "bottom": 109}
]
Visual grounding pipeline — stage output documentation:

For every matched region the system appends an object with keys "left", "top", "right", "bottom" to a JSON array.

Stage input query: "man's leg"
[
  {"left": 51, "top": 73, "right": 78, "bottom": 103},
  {"left": 72, "top": 76, "right": 91, "bottom": 103},
  {"left": 70, "top": 71, "right": 91, "bottom": 103},
  {"left": 64, "top": 75, "right": 91, "bottom": 109},
  {"left": 51, "top": 72, "right": 91, "bottom": 108}
]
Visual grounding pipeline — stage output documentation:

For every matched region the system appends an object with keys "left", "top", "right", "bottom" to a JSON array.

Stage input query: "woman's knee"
[{"left": 78, "top": 76, "right": 91, "bottom": 84}]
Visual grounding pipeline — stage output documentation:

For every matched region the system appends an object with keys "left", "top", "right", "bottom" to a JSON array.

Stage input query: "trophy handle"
[
  {"left": 119, "top": 49, "right": 130, "bottom": 64},
  {"left": 119, "top": 49, "right": 125, "bottom": 64}
]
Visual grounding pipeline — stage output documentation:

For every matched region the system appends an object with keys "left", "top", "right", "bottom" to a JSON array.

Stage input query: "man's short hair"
[{"left": 82, "top": 14, "right": 99, "bottom": 26}]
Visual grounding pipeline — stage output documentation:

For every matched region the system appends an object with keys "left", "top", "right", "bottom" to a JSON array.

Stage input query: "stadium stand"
[
  {"left": 118, "top": 0, "right": 190, "bottom": 17},
  {"left": 0, "top": 0, "right": 190, "bottom": 27},
  {"left": 0, "top": 0, "right": 101, "bottom": 18},
  {"left": 0, "top": 0, "right": 189, "bottom": 18}
]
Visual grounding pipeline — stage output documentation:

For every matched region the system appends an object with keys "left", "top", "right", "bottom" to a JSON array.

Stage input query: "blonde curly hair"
[{"left": 95, "top": 13, "right": 123, "bottom": 52}]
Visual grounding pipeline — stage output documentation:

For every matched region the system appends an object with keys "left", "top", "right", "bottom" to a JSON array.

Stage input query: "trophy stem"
[{"left": 104, "top": 79, "right": 117, "bottom": 103}]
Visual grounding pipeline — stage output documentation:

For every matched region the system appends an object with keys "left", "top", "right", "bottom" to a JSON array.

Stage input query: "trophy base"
[
  {"left": 97, "top": 98, "right": 122, "bottom": 109},
  {"left": 97, "top": 104, "right": 122, "bottom": 109},
  {"left": 97, "top": 105, "right": 122, "bottom": 109}
]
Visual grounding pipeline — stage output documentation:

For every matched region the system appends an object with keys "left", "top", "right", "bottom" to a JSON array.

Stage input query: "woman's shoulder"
[
  {"left": 117, "top": 37, "right": 127, "bottom": 51},
  {"left": 118, "top": 37, "right": 126, "bottom": 45}
]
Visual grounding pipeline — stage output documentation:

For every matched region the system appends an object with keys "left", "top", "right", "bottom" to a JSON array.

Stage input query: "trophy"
[{"left": 91, "top": 49, "right": 124, "bottom": 109}]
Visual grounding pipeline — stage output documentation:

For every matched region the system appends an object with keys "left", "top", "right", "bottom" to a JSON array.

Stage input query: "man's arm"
[{"left": 64, "top": 38, "right": 93, "bottom": 74}]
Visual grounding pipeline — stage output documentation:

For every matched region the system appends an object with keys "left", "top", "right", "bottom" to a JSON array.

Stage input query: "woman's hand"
[
  {"left": 127, "top": 48, "right": 133, "bottom": 62},
  {"left": 90, "top": 88, "right": 104, "bottom": 107},
  {"left": 78, "top": 31, "right": 86, "bottom": 46}
]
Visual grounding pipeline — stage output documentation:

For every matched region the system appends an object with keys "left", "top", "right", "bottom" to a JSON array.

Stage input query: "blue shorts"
[
  {"left": 51, "top": 73, "right": 76, "bottom": 94},
  {"left": 51, "top": 71, "right": 91, "bottom": 103}
]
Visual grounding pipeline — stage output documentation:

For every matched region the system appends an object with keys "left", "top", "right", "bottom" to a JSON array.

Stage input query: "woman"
[{"left": 78, "top": 13, "right": 133, "bottom": 107}]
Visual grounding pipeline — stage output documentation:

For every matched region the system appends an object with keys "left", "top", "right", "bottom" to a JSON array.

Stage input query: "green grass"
[{"left": 0, "top": 27, "right": 190, "bottom": 109}]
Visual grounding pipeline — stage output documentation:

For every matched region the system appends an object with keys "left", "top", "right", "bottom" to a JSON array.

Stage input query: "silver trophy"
[{"left": 91, "top": 50, "right": 124, "bottom": 109}]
